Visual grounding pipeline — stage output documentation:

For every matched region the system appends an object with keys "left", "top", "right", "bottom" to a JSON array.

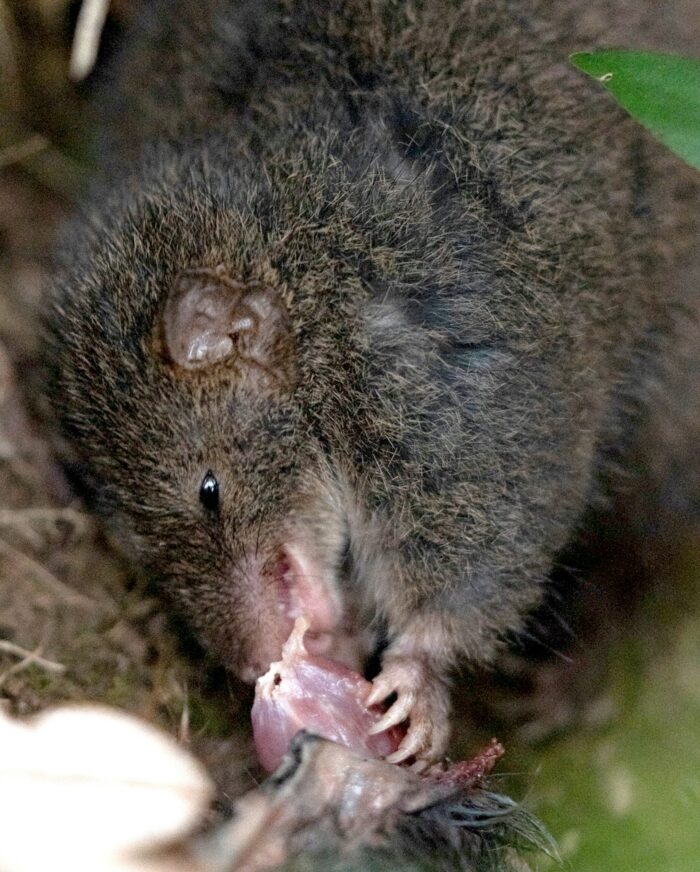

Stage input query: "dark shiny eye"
[{"left": 199, "top": 470, "right": 220, "bottom": 512}]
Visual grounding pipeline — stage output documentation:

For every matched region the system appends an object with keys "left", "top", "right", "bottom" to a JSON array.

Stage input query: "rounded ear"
[
  {"left": 161, "top": 267, "right": 294, "bottom": 387},
  {"left": 162, "top": 269, "right": 247, "bottom": 369}
]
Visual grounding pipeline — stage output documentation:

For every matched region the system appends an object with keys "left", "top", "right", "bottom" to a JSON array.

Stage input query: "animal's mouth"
[
  {"left": 239, "top": 543, "right": 349, "bottom": 683},
  {"left": 273, "top": 545, "right": 341, "bottom": 655}
]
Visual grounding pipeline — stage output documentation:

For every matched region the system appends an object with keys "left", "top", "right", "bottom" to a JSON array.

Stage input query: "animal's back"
[{"left": 97, "top": 0, "right": 700, "bottom": 553}]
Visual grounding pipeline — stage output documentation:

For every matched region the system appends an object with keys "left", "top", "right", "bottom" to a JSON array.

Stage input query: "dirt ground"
[{"left": 1, "top": 3, "right": 699, "bottom": 868}]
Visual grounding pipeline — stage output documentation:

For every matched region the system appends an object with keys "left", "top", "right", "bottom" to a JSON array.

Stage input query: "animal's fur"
[{"left": 44, "top": 0, "right": 700, "bottom": 752}]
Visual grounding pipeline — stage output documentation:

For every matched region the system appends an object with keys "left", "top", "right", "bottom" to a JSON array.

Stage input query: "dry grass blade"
[
  {"left": 0, "top": 639, "right": 66, "bottom": 680},
  {"left": 0, "top": 538, "right": 97, "bottom": 608},
  {"left": 0, "top": 507, "right": 91, "bottom": 550},
  {"left": 0, "top": 135, "right": 49, "bottom": 169}
]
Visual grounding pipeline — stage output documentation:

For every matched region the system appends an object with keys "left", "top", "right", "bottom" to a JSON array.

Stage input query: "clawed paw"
[{"left": 366, "top": 657, "right": 451, "bottom": 767}]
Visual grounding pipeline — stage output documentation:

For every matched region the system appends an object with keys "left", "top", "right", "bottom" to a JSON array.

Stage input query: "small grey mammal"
[{"left": 44, "top": 0, "right": 700, "bottom": 764}]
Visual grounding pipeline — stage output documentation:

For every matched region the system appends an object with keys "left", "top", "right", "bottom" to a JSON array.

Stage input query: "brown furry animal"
[{"left": 43, "top": 0, "right": 700, "bottom": 764}]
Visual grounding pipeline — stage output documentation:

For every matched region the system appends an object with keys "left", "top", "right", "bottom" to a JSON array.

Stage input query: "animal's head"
[
  {"left": 43, "top": 145, "right": 367, "bottom": 680},
  {"left": 44, "top": 121, "right": 480, "bottom": 678}
]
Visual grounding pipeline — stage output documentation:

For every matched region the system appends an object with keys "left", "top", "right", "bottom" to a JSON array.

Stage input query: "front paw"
[{"left": 366, "top": 657, "right": 451, "bottom": 766}]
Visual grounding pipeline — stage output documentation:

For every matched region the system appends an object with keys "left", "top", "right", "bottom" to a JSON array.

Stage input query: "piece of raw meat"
[{"left": 252, "top": 617, "right": 404, "bottom": 771}]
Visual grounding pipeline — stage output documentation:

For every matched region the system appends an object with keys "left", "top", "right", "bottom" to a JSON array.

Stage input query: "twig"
[
  {"left": 179, "top": 683, "right": 190, "bottom": 745},
  {"left": 0, "top": 134, "right": 49, "bottom": 170},
  {"left": 0, "top": 539, "right": 96, "bottom": 609},
  {"left": 0, "top": 507, "right": 91, "bottom": 549},
  {"left": 0, "top": 639, "right": 66, "bottom": 674},
  {"left": 70, "top": 0, "right": 110, "bottom": 81}
]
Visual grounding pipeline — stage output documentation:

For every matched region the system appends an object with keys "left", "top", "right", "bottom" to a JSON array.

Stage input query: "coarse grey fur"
[{"left": 43, "top": 0, "right": 700, "bottom": 760}]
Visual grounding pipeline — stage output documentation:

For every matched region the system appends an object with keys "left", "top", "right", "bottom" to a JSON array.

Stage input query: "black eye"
[{"left": 199, "top": 470, "right": 220, "bottom": 512}]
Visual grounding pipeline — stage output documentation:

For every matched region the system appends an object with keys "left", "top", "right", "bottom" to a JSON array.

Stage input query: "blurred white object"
[
  {"left": 0, "top": 704, "right": 214, "bottom": 872},
  {"left": 70, "top": 0, "right": 110, "bottom": 81}
]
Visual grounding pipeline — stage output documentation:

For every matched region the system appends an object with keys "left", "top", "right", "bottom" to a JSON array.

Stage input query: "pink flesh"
[{"left": 252, "top": 618, "right": 404, "bottom": 772}]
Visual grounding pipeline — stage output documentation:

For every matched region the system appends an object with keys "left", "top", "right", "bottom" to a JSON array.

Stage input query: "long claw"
[
  {"left": 367, "top": 691, "right": 415, "bottom": 735},
  {"left": 385, "top": 745, "right": 413, "bottom": 764},
  {"left": 365, "top": 678, "right": 395, "bottom": 708},
  {"left": 386, "top": 720, "right": 429, "bottom": 764},
  {"left": 366, "top": 656, "right": 451, "bottom": 766}
]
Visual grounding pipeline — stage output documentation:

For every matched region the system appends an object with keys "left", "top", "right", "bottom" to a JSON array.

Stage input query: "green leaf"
[{"left": 571, "top": 50, "right": 700, "bottom": 171}]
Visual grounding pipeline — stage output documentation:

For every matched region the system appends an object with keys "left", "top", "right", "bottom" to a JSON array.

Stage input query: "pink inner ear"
[{"left": 162, "top": 270, "right": 245, "bottom": 369}]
